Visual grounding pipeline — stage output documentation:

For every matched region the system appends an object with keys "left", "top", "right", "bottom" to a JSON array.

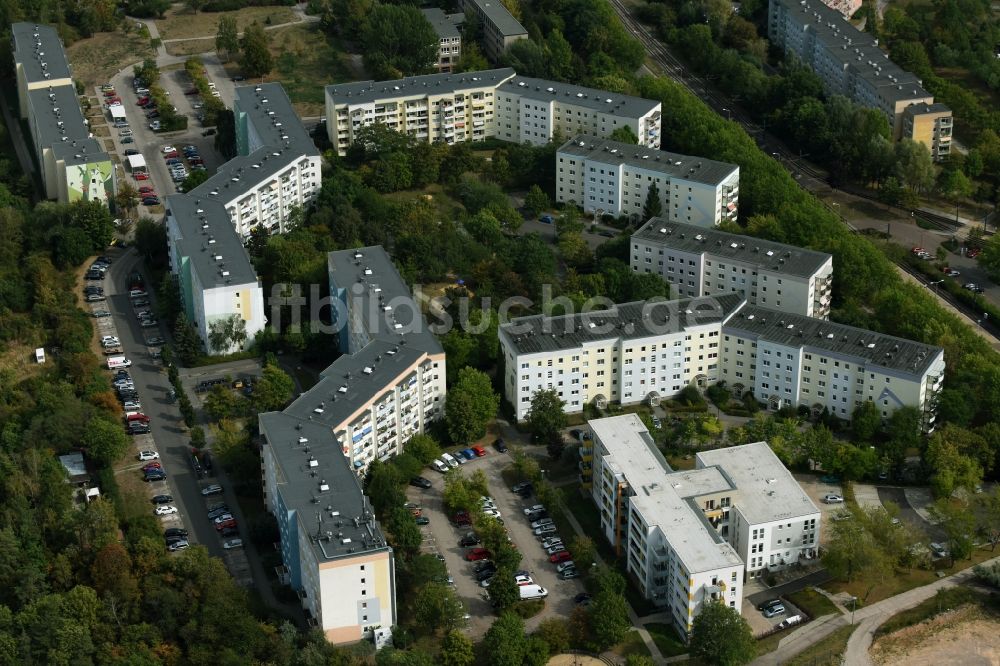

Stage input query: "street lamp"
[
  {"left": 850, "top": 597, "right": 857, "bottom": 625},
  {"left": 722, "top": 107, "right": 732, "bottom": 120},
  {"left": 928, "top": 279, "right": 944, "bottom": 294}
]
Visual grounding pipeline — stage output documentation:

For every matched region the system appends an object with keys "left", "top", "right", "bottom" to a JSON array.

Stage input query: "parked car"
[
  {"left": 201, "top": 484, "right": 224, "bottom": 496},
  {"left": 943, "top": 267, "right": 961, "bottom": 277},
  {"left": 143, "top": 471, "right": 166, "bottom": 482},
  {"left": 757, "top": 598, "right": 783, "bottom": 611},
  {"left": 464, "top": 548, "right": 491, "bottom": 561},
  {"left": 138, "top": 185, "right": 155, "bottom": 193},
  {"left": 155, "top": 505, "right": 178, "bottom": 516},
  {"left": 494, "top": 438, "right": 507, "bottom": 453},
  {"left": 410, "top": 476, "right": 432, "bottom": 489},
  {"left": 121, "top": 137, "right": 135, "bottom": 144},
  {"left": 930, "top": 542, "right": 950, "bottom": 558},
  {"left": 523, "top": 504, "right": 545, "bottom": 516},
  {"left": 92, "top": 310, "right": 111, "bottom": 318},
  {"left": 763, "top": 604, "right": 786, "bottom": 618},
  {"left": 459, "top": 533, "right": 481, "bottom": 547},
  {"left": 558, "top": 568, "right": 579, "bottom": 579},
  {"left": 556, "top": 561, "right": 576, "bottom": 573},
  {"left": 168, "top": 541, "right": 189, "bottom": 552},
  {"left": 549, "top": 551, "right": 572, "bottom": 563},
  {"left": 822, "top": 494, "right": 844, "bottom": 504},
  {"left": 137, "top": 450, "right": 159, "bottom": 461},
  {"left": 512, "top": 481, "right": 533, "bottom": 497},
  {"left": 223, "top": 538, "right": 243, "bottom": 549},
  {"left": 432, "top": 459, "right": 449, "bottom": 473},
  {"left": 152, "top": 495, "right": 174, "bottom": 505},
  {"left": 415, "top": 516, "right": 429, "bottom": 525},
  {"left": 164, "top": 527, "right": 187, "bottom": 538}
]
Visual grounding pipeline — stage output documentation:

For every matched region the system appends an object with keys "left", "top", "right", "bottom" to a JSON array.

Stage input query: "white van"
[
  {"left": 519, "top": 584, "right": 548, "bottom": 600},
  {"left": 107, "top": 356, "right": 132, "bottom": 369},
  {"left": 441, "top": 453, "right": 458, "bottom": 468},
  {"left": 432, "top": 459, "right": 449, "bottom": 473}
]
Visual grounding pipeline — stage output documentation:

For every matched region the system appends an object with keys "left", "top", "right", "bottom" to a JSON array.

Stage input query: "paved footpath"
[{"left": 752, "top": 555, "right": 1000, "bottom": 665}]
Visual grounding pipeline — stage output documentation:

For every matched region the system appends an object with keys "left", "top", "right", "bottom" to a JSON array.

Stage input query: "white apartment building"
[
  {"left": 697, "top": 442, "right": 822, "bottom": 579},
  {"left": 325, "top": 69, "right": 516, "bottom": 155},
  {"left": 500, "top": 296, "right": 944, "bottom": 428},
  {"left": 456, "top": 0, "right": 528, "bottom": 62},
  {"left": 556, "top": 136, "right": 737, "bottom": 224},
  {"left": 630, "top": 218, "right": 834, "bottom": 318},
  {"left": 720, "top": 305, "right": 945, "bottom": 429},
  {"left": 260, "top": 413, "right": 396, "bottom": 643},
  {"left": 768, "top": 0, "right": 952, "bottom": 159},
  {"left": 422, "top": 8, "right": 463, "bottom": 73},
  {"left": 499, "top": 294, "right": 746, "bottom": 421},
  {"left": 190, "top": 83, "right": 321, "bottom": 238},
  {"left": 165, "top": 195, "right": 267, "bottom": 354},
  {"left": 589, "top": 415, "right": 745, "bottom": 637},
  {"left": 496, "top": 77, "right": 662, "bottom": 149}
]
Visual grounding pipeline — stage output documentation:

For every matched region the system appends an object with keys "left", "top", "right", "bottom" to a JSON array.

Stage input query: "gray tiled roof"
[
  {"left": 326, "top": 68, "right": 516, "bottom": 106},
  {"left": 165, "top": 194, "right": 259, "bottom": 287},
  {"left": 632, "top": 218, "right": 831, "bottom": 279},
  {"left": 465, "top": 0, "right": 527, "bottom": 36},
  {"left": 500, "top": 293, "right": 746, "bottom": 355},
  {"left": 559, "top": 135, "right": 737, "bottom": 187},
  {"left": 259, "top": 412, "right": 390, "bottom": 561},
  {"left": 12, "top": 22, "right": 72, "bottom": 83},
  {"left": 498, "top": 76, "right": 661, "bottom": 118},
  {"left": 725, "top": 304, "right": 943, "bottom": 376},
  {"left": 422, "top": 8, "right": 462, "bottom": 40}
]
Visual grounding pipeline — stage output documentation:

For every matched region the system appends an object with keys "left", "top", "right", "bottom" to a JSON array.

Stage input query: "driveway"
[{"left": 877, "top": 486, "right": 945, "bottom": 540}]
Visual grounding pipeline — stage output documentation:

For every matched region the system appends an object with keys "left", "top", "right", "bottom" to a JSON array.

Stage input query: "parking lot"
[
  {"left": 741, "top": 593, "right": 806, "bottom": 635},
  {"left": 407, "top": 446, "right": 585, "bottom": 637}
]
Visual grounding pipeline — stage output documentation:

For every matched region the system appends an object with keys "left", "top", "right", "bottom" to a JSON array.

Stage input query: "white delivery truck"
[
  {"left": 519, "top": 584, "right": 548, "bottom": 600},
  {"left": 107, "top": 356, "right": 132, "bottom": 369}
]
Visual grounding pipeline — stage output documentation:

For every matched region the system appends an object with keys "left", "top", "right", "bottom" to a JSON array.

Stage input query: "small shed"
[{"left": 126, "top": 153, "right": 147, "bottom": 173}]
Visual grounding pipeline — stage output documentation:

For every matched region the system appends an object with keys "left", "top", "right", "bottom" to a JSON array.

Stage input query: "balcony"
[
  {"left": 578, "top": 447, "right": 593, "bottom": 462},
  {"left": 578, "top": 473, "right": 592, "bottom": 489}
]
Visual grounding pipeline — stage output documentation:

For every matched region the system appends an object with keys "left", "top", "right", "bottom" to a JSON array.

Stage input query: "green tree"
[
  {"left": 610, "top": 125, "right": 639, "bottom": 144},
  {"left": 455, "top": 42, "right": 489, "bottom": 73},
  {"left": 689, "top": 600, "right": 756, "bottom": 666},
  {"left": 412, "top": 581, "right": 464, "bottom": 633},
  {"left": 823, "top": 517, "right": 893, "bottom": 600},
  {"left": 851, "top": 401, "right": 882, "bottom": 443},
  {"left": 207, "top": 313, "right": 248, "bottom": 353},
  {"left": 240, "top": 22, "right": 273, "bottom": 78},
  {"left": 203, "top": 384, "right": 244, "bottom": 421},
  {"left": 487, "top": 565, "right": 520, "bottom": 611},
  {"left": 929, "top": 498, "right": 976, "bottom": 560},
  {"left": 568, "top": 535, "right": 595, "bottom": 571},
  {"left": 181, "top": 169, "right": 210, "bottom": 192},
  {"left": 440, "top": 629, "right": 475, "bottom": 666},
  {"left": 216, "top": 16, "right": 239, "bottom": 61},
  {"left": 365, "top": 459, "right": 406, "bottom": 516},
  {"left": 405, "top": 434, "right": 440, "bottom": 465},
  {"left": 114, "top": 182, "right": 140, "bottom": 215},
  {"left": 587, "top": 586, "right": 631, "bottom": 650},
  {"left": 81, "top": 415, "right": 129, "bottom": 465},
  {"left": 444, "top": 368, "right": 499, "bottom": 444},
  {"left": 388, "top": 506, "right": 422, "bottom": 556},
  {"left": 924, "top": 427, "right": 984, "bottom": 498},
  {"left": 526, "top": 389, "right": 566, "bottom": 443},
  {"left": 534, "top": 617, "right": 571, "bottom": 654},
  {"left": 185, "top": 0, "right": 207, "bottom": 12},
  {"left": 979, "top": 232, "right": 1000, "bottom": 283},
  {"left": 642, "top": 182, "right": 662, "bottom": 220},
  {"left": 484, "top": 612, "right": 527, "bottom": 666},
  {"left": 251, "top": 363, "right": 295, "bottom": 412},
  {"left": 894, "top": 138, "right": 936, "bottom": 194},
  {"left": 524, "top": 184, "right": 551, "bottom": 217},
  {"left": 362, "top": 5, "right": 439, "bottom": 78}
]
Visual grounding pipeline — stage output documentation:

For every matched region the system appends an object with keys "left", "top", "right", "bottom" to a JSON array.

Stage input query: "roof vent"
[
  {"left": 363, "top": 366, "right": 373, "bottom": 375},
  {"left": 319, "top": 481, "right": 330, "bottom": 492},
  {"left": 308, "top": 458, "right": 318, "bottom": 468}
]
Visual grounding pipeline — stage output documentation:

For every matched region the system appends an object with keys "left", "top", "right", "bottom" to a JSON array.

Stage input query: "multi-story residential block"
[
  {"left": 165, "top": 83, "right": 317, "bottom": 354},
  {"left": 325, "top": 68, "right": 516, "bottom": 155},
  {"left": 189, "top": 83, "right": 321, "bottom": 238},
  {"left": 556, "top": 136, "right": 737, "bottom": 224},
  {"left": 500, "top": 296, "right": 944, "bottom": 428},
  {"left": 457, "top": 0, "right": 528, "bottom": 62},
  {"left": 588, "top": 414, "right": 745, "bottom": 636},
  {"left": 767, "top": 0, "right": 952, "bottom": 160},
  {"left": 12, "top": 22, "right": 115, "bottom": 203},
  {"left": 696, "top": 442, "right": 821, "bottom": 580},
  {"left": 260, "top": 412, "right": 396, "bottom": 643},
  {"left": 719, "top": 305, "right": 945, "bottom": 428},
  {"left": 630, "top": 218, "right": 833, "bottom": 318},
  {"left": 496, "top": 78, "right": 662, "bottom": 148},
  {"left": 422, "top": 8, "right": 464, "bottom": 73},
  {"left": 499, "top": 293, "right": 746, "bottom": 421},
  {"left": 164, "top": 194, "right": 267, "bottom": 354}
]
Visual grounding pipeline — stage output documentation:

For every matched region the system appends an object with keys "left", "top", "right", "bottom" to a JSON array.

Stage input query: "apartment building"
[
  {"left": 164, "top": 194, "right": 266, "bottom": 354},
  {"left": 499, "top": 293, "right": 746, "bottom": 421},
  {"left": 500, "top": 296, "right": 944, "bottom": 427},
  {"left": 902, "top": 103, "right": 954, "bottom": 161},
  {"left": 496, "top": 77, "right": 662, "bottom": 148},
  {"left": 12, "top": 22, "right": 115, "bottom": 203},
  {"left": 457, "top": 0, "right": 528, "bottom": 62},
  {"left": 767, "top": 0, "right": 952, "bottom": 160},
  {"left": 630, "top": 218, "right": 834, "bottom": 318},
  {"left": 188, "top": 83, "right": 321, "bottom": 238},
  {"left": 719, "top": 305, "right": 945, "bottom": 428},
  {"left": 556, "top": 136, "right": 737, "bottom": 225},
  {"left": 697, "top": 442, "right": 821, "bottom": 580},
  {"left": 588, "top": 414, "right": 745, "bottom": 637},
  {"left": 325, "top": 68, "right": 516, "bottom": 155},
  {"left": 422, "top": 8, "right": 464, "bottom": 73},
  {"left": 260, "top": 412, "right": 396, "bottom": 643}
]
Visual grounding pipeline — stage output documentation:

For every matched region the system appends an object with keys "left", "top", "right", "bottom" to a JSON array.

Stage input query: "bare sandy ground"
[{"left": 871, "top": 605, "right": 1000, "bottom": 666}]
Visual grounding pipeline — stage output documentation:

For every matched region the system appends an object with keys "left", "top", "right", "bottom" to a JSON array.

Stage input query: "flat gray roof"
[
  {"left": 500, "top": 293, "right": 746, "bottom": 355},
  {"left": 328, "top": 246, "right": 443, "bottom": 356},
  {"left": 904, "top": 102, "right": 952, "bottom": 117},
  {"left": 165, "top": 194, "right": 259, "bottom": 287},
  {"left": 234, "top": 83, "right": 317, "bottom": 155},
  {"left": 27, "top": 86, "right": 110, "bottom": 165},
  {"left": 326, "top": 68, "right": 516, "bottom": 107},
  {"left": 12, "top": 22, "right": 72, "bottom": 83},
  {"left": 698, "top": 442, "right": 819, "bottom": 524},
  {"left": 259, "top": 412, "right": 390, "bottom": 562},
  {"left": 559, "top": 135, "right": 736, "bottom": 187},
  {"left": 466, "top": 0, "right": 527, "bottom": 36},
  {"left": 499, "top": 77, "right": 660, "bottom": 118},
  {"left": 422, "top": 8, "right": 462, "bottom": 39},
  {"left": 633, "top": 218, "right": 831, "bottom": 278},
  {"left": 725, "top": 303, "right": 943, "bottom": 376}
]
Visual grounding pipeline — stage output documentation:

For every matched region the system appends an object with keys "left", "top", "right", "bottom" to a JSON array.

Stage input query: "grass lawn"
[
  {"left": 786, "top": 588, "right": 842, "bottom": 618},
  {"left": 785, "top": 624, "right": 857, "bottom": 666},
  {"left": 268, "top": 23, "right": 354, "bottom": 115},
  {"left": 610, "top": 629, "right": 652, "bottom": 658},
  {"left": 165, "top": 37, "right": 214, "bottom": 57},
  {"left": 155, "top": 6, "right": 297, "bottom": 41},
  {"left": 874, "top": 586, "right": 987, "bottom": 638},
  {"left": 643, "top": 622, "right": 688, "bottom": 657},
  {"left": 66, "top": 30, "right": 154, "bottom": 88},
  {"left": 383, "top": 184, "right": 465, "bottom": 220}
]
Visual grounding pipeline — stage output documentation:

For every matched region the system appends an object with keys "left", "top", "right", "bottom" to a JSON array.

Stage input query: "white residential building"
[
  {"left": 697, "top": 442, "right": 822, "bottom": 579},
  {"left": 556, "top": 136, "right": 736, "bottom": 224},
  {"left": 630, "top": 218, "right": 834, "bottom": 318},
  {"left": 456, "top": 0, "right": 528, "bottom": 62},
  {"left": 499, "top": 296, "right": 944, "bottom": 428},
  {"left": 496, "top": 78, "right": 662, "bottom": 148},
  {"left": 422, "top": 8, "right": 464, "bottom": 73},
  {"left": 588, "top": 414, "right": 745, "bottom": 637}
]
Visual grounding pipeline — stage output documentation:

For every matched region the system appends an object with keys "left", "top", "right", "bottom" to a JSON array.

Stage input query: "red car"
[
  {"left": 968, "top": 248, "right": 981, "bottom": 258},
  {"left": 550, "top": 551, "right": 572, "bottom": 563},
  {"left": 215, "top": 519, "right": 236, "bottom": 531},
  {"left": 465, "top": 548, "right": 491, "bottom": 561},
  {"left": 136, "top": 97, "right": 149, "bottom": 106},
  {"left": 472, "top": 445, "right": 486, "bottom": 457},
  {"left": 138, "top": 186, "right": 155, "bottom": 194},
  {"left": 103, "top": 89, "right": 117, "bottom": 97},
  {"left": 126, "top": 413, "right": 150, "bottom": 423},
  {"left": 142, "top": 462, "right": 162, "bottom": 471},
  {"left": 133, "top": 172, "right": 149, "bottom": 181},
  {"left": 163, "top": 150, "right": 178, "bottom": 159},
  {"left": 188, "top": 157, "right": 204, "bottom": 165}
]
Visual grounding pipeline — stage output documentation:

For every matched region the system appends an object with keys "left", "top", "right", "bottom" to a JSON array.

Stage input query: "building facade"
[
  {"left": 422, "top": 8, "right": 463, "bottom": 73},
  {"left": 557, "top": 136, "right": 737, "bottom": 224},
  {"left": 496, "top": 79, "right": 662, "bottom": 149},
  {"left": 12, "top": 22, "right": 116, "bottom": 203},
  {"left": 767, "top": 0, "right": 952, "bottom": 160},
  {"left": 630, "top": 218, "right": 834, "bottom": 318},
  {"left": 456, "top": 0, "right": 528, "bottom": 62},
  {"left": 499, "top": 296, "right": 944, "bottom": 427}
]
